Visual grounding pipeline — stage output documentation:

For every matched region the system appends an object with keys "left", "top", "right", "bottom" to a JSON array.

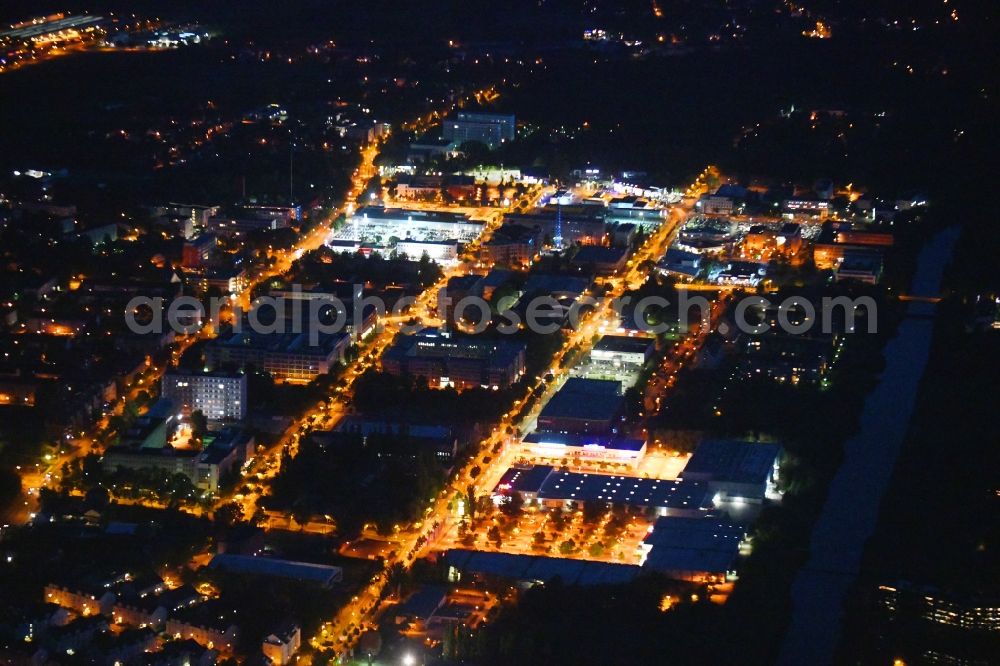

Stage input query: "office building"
[
  {"left": 394, "top": 173, "right": 444, "bottom": 199},
  {"left": 783, "top": 197, "right": 830, "bottom": 218},
  {"left": 334, "top": 417, "right": 461, "bottom": 463},
  {"left": 834, "top": 251, "right": 884, "bottom": 284},
  {"left": 155, "top": 203, "right": 220, "bottom": 230},
  {"left": 696, "top": 195, "right": 735, "bottom": 216},
  {"left": 181, "top": 233, "right": 217, "bottom": 269},
  {"left": 162, "top": 369, "right": 247, "bottom": 423},
  {"left": 205, "top": 329, "right": 350, "bottom": 383},
  {"left": 611, "top": 223, "right": 638, "bottom": 248},
  {"left": 199, "top": 267, "right": 248, "bottom": 296},
  {"left": 382, "top": 329, "right": 526, "bottom": 390},
  {"left": 742, "top": 332, "right": 836, "bottom": 385},
  {"left": 442, "top": 111, "right": 515, "bottom": 148},
  {"left": 606, "top": 197, "right": 667, "bottom": 230},
  {"left": 205, "top": 214, "right": 289, "bottom": 237},
  {"left": 877, "top": 581, "right": 1000, "bottom": 633}
]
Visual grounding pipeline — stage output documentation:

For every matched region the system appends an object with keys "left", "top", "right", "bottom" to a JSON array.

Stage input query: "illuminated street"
[{"left": 0, "top": 5, "right": 991, "bottom": 664}]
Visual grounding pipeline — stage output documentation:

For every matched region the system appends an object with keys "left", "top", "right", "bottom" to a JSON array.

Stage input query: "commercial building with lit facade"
[
  {"left": 395, "top": 238, "right": 459, "bottom": 262},
  {"left": 606, "top": 196, "right": 667, "bottom": 230},
  {"left": 675, "top": 215, "right": 737, "bottom": 254},
  {"left": 520, "top": 432, "right": 647, "bottom": 468},
  {"left": 591, "top": 335, "right": 654, "bottom": 369},
  {"left": 330, "top": 206, "right": 485, "bottom": 258},
  {"left": 695, "top": 194, "right": 735, "bottom": 216},
  {"left": 782, "top": 197, "right": 830, "bottom": 218}
]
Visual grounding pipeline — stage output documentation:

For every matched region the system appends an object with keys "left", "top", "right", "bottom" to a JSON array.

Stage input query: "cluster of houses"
[{"left": 0, "top": 569, "right": 302, "bottom": 665}]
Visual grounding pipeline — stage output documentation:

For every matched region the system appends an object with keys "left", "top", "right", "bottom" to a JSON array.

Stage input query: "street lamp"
[{"left": 402, "top": 655, "right": 416, "bottom": 666}]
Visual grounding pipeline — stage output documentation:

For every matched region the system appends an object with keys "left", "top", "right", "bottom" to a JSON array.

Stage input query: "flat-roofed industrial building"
[
  {"left": 208, "top": 554, "right": 343, "bottom": 589},
  {"left": 536, "top": 378, "right": 626, "bottom": 434},
  {"left": 591, "top": 335, "right": 654, "bottom": 368},
  {"left": 494, "top": 464, "right": 713, "bottom": 518},
  {"left": 638, "top": 515, "right": 746, "bottom": 582},
  {"left": 679, "top": 439, "right": 782, "bottom": 504}
]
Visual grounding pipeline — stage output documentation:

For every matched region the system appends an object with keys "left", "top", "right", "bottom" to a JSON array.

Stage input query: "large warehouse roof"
[
  {"left": 495, "top": 464, "right": 713, "bottom": 512},
  {"left": 209, "top": 554, "right": 343, "bottom": 587},
  {"left": 444, "top": 549, "right": 641, "bottom": 586},
  {"left": 640, "top": 515, "right": 745, "bottom": 576},
  {"left": 680, "top": 439, "right": 781, "bottom": 485}
]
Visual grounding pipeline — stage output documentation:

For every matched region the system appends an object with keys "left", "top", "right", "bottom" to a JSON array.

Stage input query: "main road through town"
[
  {"left": 308, "top": 168, "right": 716, "bottom": 659},
  {"left": 14, "top": 87, "right": 495, "bottom": 523}
]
